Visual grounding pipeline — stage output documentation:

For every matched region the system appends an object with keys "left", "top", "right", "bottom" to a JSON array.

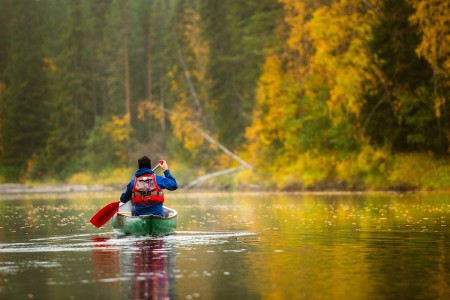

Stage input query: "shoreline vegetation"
[
  {"left": 3, "top": 153, "right": 450, "bottom": 195},
  {"left": 1, "top": 183, "right": 450, "bottom": 196}
]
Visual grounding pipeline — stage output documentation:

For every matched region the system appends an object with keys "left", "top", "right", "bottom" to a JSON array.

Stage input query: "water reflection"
[
  {"left": 91, "top": 237, "right": 120, "bottom": 282},
  {"left": 1, "top": 193, "right": 450, "bottom": 299},
  {"left": 91, "top": 237, "right": 175, "bottom": 299}
]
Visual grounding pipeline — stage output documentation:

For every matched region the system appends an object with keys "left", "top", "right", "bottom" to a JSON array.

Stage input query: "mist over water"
[{"left": 0, "top": 192, "right": 450, "bottom": 299}]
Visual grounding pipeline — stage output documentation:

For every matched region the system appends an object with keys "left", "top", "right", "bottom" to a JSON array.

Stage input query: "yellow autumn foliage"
[
  {"left": 102, "top": 114, "right": 131, "bottom": 161},
  {"left": 182, "top": 8, "right": 209, "bottom": 84},
  {"left": 169, "top": 95, "right": 205, "bottom": 153},
  {"left": 245, "top": 55, "right": 285, "bottom": 164},
  {"left": 42, "top": 56, "right": 57, "bottom": 72},
  {"left": 307, "top": 0, "right": 380, "bottom": 124},
  {"left": 278, "top": 0, "right": 313, "bottom": 77},
  {"left": 244, "top": 0, "right": 395, "bottom": 189},
  {"left": 408, "top": 0, "right": 450, "bottom": 121},
  {"left": 409, "top": 0, "right": 450, "bottom": 81}
]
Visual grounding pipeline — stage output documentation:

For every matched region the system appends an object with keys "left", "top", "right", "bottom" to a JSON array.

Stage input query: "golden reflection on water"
[
  {"left": 172, "top": 193, "right": 450, "bottom": 299},
  {"left": 0, "top": 192, "right": 450, "bottom": 299}
]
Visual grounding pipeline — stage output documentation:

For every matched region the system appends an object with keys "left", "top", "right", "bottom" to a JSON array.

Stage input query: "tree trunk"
[
  {"left": 147, "top": 16, "right": 153, "bottom": 103},
  {"left": 121, "top": 0, "right": 131, "bottom": 123}
]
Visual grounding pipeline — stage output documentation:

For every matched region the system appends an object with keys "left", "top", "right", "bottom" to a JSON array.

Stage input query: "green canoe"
[{"left": 110, "top": 206, "right": 177, "bottom": 236}]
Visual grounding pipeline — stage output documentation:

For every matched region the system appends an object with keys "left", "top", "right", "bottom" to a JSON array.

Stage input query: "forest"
[{"left": 0, "top": 0, "right": 449, "bottom": 191}]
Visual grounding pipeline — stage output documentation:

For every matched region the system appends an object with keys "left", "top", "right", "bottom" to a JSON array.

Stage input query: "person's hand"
[{"left": 159, "top": 160, "right": 168, "bottom": 171}]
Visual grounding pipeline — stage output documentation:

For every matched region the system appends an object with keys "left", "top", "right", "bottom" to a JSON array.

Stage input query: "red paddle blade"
[{"left": 90, "top": 201, "right": 120, "bottom": 228}]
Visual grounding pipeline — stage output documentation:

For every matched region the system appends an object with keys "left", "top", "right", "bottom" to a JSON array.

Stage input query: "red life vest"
[{"left": 131, "top": 173, "right": 164, "bottom": 204}]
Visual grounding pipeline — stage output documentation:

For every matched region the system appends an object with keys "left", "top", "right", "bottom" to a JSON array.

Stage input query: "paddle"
[
  {"left": 90, "top": 201, "right": 120, "bottom": 228},
  {"left": 89, "top": 163, "right": 161, "bottom": 228}
]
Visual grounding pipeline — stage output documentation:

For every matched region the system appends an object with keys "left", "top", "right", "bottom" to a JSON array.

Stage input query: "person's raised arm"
[{"left": 157, "top": 160, "right": 178, "bottom": 190}]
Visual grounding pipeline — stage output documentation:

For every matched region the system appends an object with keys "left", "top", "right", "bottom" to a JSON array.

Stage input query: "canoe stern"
[{"left": 111, "top": 206, "right": 177, "bottom": 236}]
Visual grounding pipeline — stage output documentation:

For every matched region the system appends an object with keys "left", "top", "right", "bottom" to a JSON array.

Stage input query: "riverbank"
[
  {"left": 0, "top": 183, "right": 120, "bottom": 194},
  {"left": 2, "top": 182, "right": 450, "bottom": 197}
]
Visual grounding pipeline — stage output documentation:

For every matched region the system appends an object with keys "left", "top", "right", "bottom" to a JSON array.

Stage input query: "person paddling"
[{"left": 120, "top": 156, "right": 178, "bottom": 217}]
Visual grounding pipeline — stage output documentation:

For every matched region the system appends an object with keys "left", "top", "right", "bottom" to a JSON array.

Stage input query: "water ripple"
[{"left": 0, "top": 231, "right": 256, "bottom": 253}]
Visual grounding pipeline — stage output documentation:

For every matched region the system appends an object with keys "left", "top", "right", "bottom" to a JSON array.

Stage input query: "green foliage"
[
  {"left": 83, "top": 119, "right": 117, "bottom": 172},
  {"left": 41, "top": 0, "right": 98, "bottom": 178},
  {"left": 366, "top": 0, "right": 443, "bottom": 152},
  {"left": 67, "top": 166, "right": 133, "bottom": 186},
  {"left": 0, "top": 0, "right": 50, "bottom": 181},
  {"left": 242, "top": 0, "right": 450, "bottom": 191},
  {"left": 0, "top": 0, "right": 450, "bottom": 191},
  {"left": 200, "top": 0, "right": 284, "bottom": 148},
  {"left": 386, "top": 153, "right": 450, "bottom": 190}
]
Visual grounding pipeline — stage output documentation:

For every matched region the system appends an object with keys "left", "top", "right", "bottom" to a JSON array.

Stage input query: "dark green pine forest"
[{"left": 0, "top": 0, "right": 449, "bottom": 190}]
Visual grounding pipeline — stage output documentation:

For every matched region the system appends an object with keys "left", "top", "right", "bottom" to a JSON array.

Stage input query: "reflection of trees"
[
  {"left": 123, "top": 239, "right": 176, "bottom": 299},
  {"left": 363, "top": 231, "right": 450, "bottom": 299},
  {"left": 223, "top": 194, "right": 450, "bottom": 299},
  {"left": 91, "top": 237, "right": 120, "bottom": 282},
  {"left": 91, "top": 238, "right": 176, "bottom": 299}
]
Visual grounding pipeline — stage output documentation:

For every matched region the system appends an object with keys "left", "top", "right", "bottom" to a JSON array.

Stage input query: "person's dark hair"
[{"left": 138, "top": 156, "right": 151, "bottom": 169}]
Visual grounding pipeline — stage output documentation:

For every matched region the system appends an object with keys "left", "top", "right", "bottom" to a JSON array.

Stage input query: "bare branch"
[
  {"left": 184, "top": 167, "right": 245, "bottom": 189},
  {"left": 149, "top": 103, "right": 252, "bottom": 170},
  {"left": 173, "top": 30, "right": 210, "bottom": 130}
]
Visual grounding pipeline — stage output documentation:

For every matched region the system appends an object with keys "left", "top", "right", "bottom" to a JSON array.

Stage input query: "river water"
[{"left": 0, "top": 192, "right": 449, "bottom": 299}]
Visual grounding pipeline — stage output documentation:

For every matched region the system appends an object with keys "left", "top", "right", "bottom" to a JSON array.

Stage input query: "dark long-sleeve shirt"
[{"left": 120, "top": 167, "right": 178, "bottom": 216}]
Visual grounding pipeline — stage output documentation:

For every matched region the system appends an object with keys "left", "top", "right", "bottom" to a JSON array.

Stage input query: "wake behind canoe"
[{"left": 110, "top": 206, "right": 177, "bottom": 236}]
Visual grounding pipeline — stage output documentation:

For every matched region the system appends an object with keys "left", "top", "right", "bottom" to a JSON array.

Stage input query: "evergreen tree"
[
  {"left": 0, "top": 0, "right": 49, "bottom": 180},
  {"left": 200, "top": 0, "right": 283, "bottom": 149},
  {"left": 366, "top": 0, "right": 439, "bottom": 152},
  {"left": 84, "top": 0, "right": 114, "bottom": 122},
  {"left": 45, "top": 0, "right": 95, "bottom": 176}
]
